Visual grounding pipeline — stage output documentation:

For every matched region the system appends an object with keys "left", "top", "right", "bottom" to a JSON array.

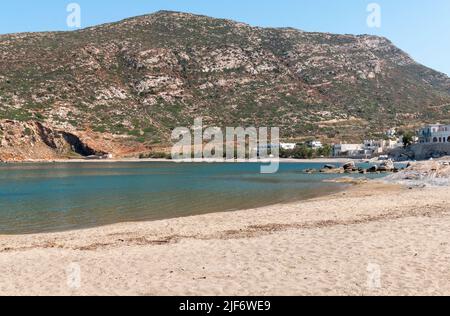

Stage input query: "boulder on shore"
[
  {"left": 379, "top": 160, "right": 395, "bottom": 172},
  {"left": 319, "top": 167, "right": 344, "bottom": 174}
]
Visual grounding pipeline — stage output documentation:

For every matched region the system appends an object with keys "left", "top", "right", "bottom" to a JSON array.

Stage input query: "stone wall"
[
  {"left": 388, "top": 143, "right": 450, "bottom": 161},
  {"left": 411, "top": 143, "right": 450, "bottom": 160}
]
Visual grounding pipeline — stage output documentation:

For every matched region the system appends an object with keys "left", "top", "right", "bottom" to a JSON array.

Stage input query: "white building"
[
  {"left": 364, "top": 140, "right": 384, "bottom": 155},
  {"left": 385, "top": 128, "right": 397, "bottom": 138},
  {"left": 307, "top": 140, "right": 323, "bottom": 149},
  {"left": 418, "top": 124, "right": 450, "bottom": 144},
  {"left": 333, "top": 144, "right": 364, "bottom": 157},
  {"left": 385, "top": 138, "right": 404, "bottom": 149},
  {"left": 280, "top": 143, "right": 297, "bottom": 150},
  {"left": 364, "top": 139, "right": 402, "bottom": 153},
  {"left": 333, "top": 139, "right": 402, "bottom": 158}
]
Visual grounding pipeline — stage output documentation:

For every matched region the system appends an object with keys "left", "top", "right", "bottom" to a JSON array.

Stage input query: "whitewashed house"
[
  {"left": 363, "top": 140, "right": 384, "bottom": 155},
  {"left": 418, "top": 124, "right": 450, "bottom": 144},
  {"left": 333, "top": 144, "right": 364, "bottom": 157},
  {"left": 280, "top": 143, "right": 297, "bottom": 150},
  {"left": 385, "top": 128, "right": 398, "bottom": 138},
  {"left": 306, "top": 140, "right": 323, "bottom": 149}
]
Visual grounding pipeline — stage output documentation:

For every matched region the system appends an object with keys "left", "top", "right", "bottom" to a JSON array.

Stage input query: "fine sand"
[{"left": 1, "top": 181, "right": 450, "bottom": 296}]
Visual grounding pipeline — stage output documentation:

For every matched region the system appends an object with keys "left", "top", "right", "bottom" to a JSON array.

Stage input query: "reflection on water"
[{"left": 0, "top": 162, "right": 378, "bottom": 235}]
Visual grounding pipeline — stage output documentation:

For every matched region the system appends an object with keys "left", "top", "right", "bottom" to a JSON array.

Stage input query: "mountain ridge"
[{"left": 0, "top": 10, "right": 449, "bottom": 160}]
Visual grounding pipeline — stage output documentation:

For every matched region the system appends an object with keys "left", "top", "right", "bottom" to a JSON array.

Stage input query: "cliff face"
[
  {"left": 0, "top": 121, "right": 147, "bottom": 161},
  {"left": 0, "top": 121, "right": 82, "bottom": 161},
  {"left": 1, "top": 11, "right": 450, "bottom": 160}
]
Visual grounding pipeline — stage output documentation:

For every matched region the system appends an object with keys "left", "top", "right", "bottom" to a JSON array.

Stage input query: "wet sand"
[{"left": 1, "top": 180, "right": 449, "bottom": 296}]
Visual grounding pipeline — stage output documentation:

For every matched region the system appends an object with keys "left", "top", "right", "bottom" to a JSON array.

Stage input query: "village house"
[
  {"left": 333, "top": 143, "right": 364, "bottom": 158},
  {"left": 306, "top": 140, "right": 323, "bottom": 149},
  {"left": 258, "top": 143, "right": 296, "bottom": 151},
  {"left": 385, "top": 128, "right": 397, "bottom": 138},
  {"left": 364, "top": 140, "right": 384, "bottom": 155},
  {"left": 333, "top": 138, "right": 403, "bottom": 158},
  {"left": 418, "top": 124, "right": 450, "bottom": 144},
  {"left": 280, "top": 143, "right": 297, "bottom": 150}
]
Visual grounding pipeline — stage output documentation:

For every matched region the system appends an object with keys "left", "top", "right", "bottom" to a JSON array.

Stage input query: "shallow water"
[{"left": 0, "top": 162, "right": 379, "bottom": 235}]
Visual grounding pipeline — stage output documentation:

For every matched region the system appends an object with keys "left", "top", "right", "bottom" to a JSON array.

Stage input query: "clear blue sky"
[{"left": 0, "top": 0, "right": 449, "bottom": 75}]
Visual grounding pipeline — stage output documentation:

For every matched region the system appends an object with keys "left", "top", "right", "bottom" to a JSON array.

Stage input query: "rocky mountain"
[{"left": 1, "top": 10, "right": 449, "bottom": 160}]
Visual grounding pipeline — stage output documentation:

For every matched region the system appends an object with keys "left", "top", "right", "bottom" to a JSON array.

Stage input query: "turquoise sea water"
[{"left": 0, "top": 162, "right": 379, "bottom": 235}]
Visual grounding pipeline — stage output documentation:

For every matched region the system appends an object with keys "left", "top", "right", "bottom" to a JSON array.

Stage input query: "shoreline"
[
  {"left": 0, "top": 182, "right": 351, "bottom": 237},
  {"left": 0, "top": 157, "right": 368, "bottom": 164},
  {"left": 0, "top": 180, "right": 352, "bottom": 236},
  {"left": 0, "top": 158, "right": 393, "bottom": 236},
  {"left": 1, "top": 179, "right": 450, "bottom": 295}
]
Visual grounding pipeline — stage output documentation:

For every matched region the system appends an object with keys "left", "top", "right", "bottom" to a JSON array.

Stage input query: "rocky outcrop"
[
  {"left": 0, "top": 120, "right": 106, "bottom": 161},
  {"left": 307, "top": 162, "right": 400, "bottom": 175},
  {"left": 386, "top": 160, "right": 450, "bottom": 187},
  {"left": 378, "top": 160, "right": 395, "bottom": 172},
  {"left": 343, "top": 161, "right": 357, "bottom": 172},
  {"left": 319, "top": 166, "right": 345, "bottom": 174},
  {"left": 60, "top": 132, "right": 101, "bottom": 157},
  {"left": 390, "top": 143, "right": 450, "bottom": 161}
]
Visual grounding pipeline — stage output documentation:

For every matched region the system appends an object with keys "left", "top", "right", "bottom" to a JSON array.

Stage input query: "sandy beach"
[
  {"left": 1, "top": 176, "right": 450, "bottom": 296},
  {"left": 1, "top": 0, "right": 449, "bottom": 298}
]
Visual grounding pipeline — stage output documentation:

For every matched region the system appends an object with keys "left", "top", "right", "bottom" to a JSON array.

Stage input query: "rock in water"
[
  {"left": 368, "top": 166, "right": 378, "bottom": 173},
  {"left": 343, "top": 162, "right": 356, "bottom": 170}
]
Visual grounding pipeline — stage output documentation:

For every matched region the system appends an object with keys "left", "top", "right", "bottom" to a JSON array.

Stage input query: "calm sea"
[{"left": 0, "top": 162, "right": 379, "bottom": 235}]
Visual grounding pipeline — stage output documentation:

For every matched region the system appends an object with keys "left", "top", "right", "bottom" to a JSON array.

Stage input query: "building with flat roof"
[
  {"left": 418, "top": 124, "right": 450, "bottom": 144},
  {"left": 306, "top": 140, "right": 323, "bottom": 149},
  {"left": 280, "top": 143, "right": 297, "bottom": 150},
  {"left": 333, "top": 144, "right": 364, "bottom": 158}
]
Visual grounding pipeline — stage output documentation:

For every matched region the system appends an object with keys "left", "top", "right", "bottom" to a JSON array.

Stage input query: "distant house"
[
  {"left": 364, "top": 140, "right": 384, "bottom": 155},
  {"left": 363, "top": 139, "right": 403, "bottom": 154},
  {"left": 418, "top": 124, "right": 450, "bottom": 144},
  {"left": 306, "top": 140, "right": 323, "bottom": 149},
  {"left": 333, "top": 144, "right": 364, "bottom": 158},
  {"left": 385, "top": 138, "right": 404, "bottom": 149},
  {"left": 280, "top": 143, "right": 297, "bottom": 150},
  {"left": 385, "top": 128, "right": 397, "bottom": 138},
  {"left": 258, "top": 143, "right": 296, "bottom": 152}
]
